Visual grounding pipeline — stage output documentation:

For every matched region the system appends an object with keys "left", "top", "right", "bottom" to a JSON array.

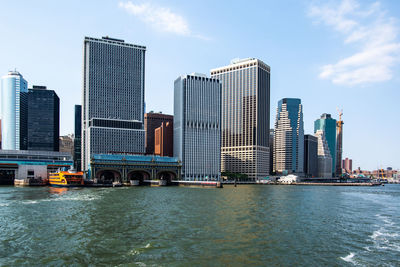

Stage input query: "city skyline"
[{"left": 0, "top": 0, "right": 399, "bottom": 170}]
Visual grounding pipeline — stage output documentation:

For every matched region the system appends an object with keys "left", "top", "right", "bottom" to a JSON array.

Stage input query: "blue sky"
[{"left": 0, "top": 0, "right": 399, "bottom": 170}]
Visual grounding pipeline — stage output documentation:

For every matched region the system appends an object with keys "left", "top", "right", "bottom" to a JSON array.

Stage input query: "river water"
[{"left": 0, "top": 185, "right": 399, "bottom": 266}]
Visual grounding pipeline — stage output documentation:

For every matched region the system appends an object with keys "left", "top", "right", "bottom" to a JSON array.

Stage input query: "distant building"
[
  {"left": 174, "top": 73, "right": 221, "bottom": 181},
  {"left": 304, "top": 134, "right": 318, "bottom": 177},
  {"left": 211, "top": 58, "right": 270, "bottom": 180},
  {"left": 144, "top": 112, "right": 173, "bottom": 155},
  {"left": 74, "top": 105, "right": 82, "bottom": 171},
  {"left": 26, "top": 85, "right": 60, "bottom": 151},
  {"left": 154, "top": 121, "right": 173, "bottom": 157},
  {"left": 314, "top": 113, "right": 337, "bottom": 176},
  {"left": 315, "top": 130, "right": 332, "bottom": 178},
  {"left": 0, "top": 71, "right": 28, "bottom": 150},
  {"left": 342, "top": 157, "right": 352, "bottom": 173},
  {"left": 82, "top": 36, "right": 146, "bottom": 171},
  {"left": 59, "top": 134, "right": 74, "bottom": 155},
  {"left": 273, "top": 98, "right": 304, "bottom": 174}
]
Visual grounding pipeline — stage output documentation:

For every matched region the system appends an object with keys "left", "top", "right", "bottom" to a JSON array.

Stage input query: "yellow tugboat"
[{"left": 49, "top": 170, "right": 84, "bottom": 187}]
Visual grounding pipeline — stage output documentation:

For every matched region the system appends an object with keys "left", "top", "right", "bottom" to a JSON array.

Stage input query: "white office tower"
[
  {"left": 174, "top": 73, "right": 221, "bottom": 181},
  {"left": 211, "top": 58, "right": 270, "bottom": 180},
  {"left": 82, "top": 36, "right": 146, "bottom": 171},
  {"left": 0, "top": 71, "right": 28, "bottom": 150},
  {"left": 315, "top": 130, "right": 332, "bottom": 178}
]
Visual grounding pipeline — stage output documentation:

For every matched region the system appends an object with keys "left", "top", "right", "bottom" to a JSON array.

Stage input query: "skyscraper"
[
  {"left": 315, "top": 130, "right": 332, "bottom": 178},
  {"left": 314, "top": 113, "right": 337, "bottom": 176},
  {"left": 74, "top": 105, "right": 81, "bottom": 171},
  {"left": 82, "top": 36, "right": 146, "bottom": 171},
  {"left": 304, "top": 134, "right": 318, "bottom": 177},
  {"left": 273, "top": 98, "right": 304, "bottom": 174},
  {"left": 0, "top": 71, "right": 28, "bottom": 150},
  {"left": 26, "top": 85, "right": 60, "bottom": 151},
  {"left": 144, "top": 112, "right": 173, "bottom": 155},
  {"left": 336, "top": 111, "right": 344, "bottom": 176},
  {"left": 269, "top": 129, "right": 274, "bottom": 174},
  {"left": 174, "top": 73, "right": 221, "bottom": 181},
  {"left": 211, "top": 58, "right": 270, "bottom": 180}
]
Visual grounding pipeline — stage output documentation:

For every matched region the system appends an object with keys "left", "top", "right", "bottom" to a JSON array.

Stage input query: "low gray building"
[{"left": 0, "top": 150, "right": 73, "bottom": 185}]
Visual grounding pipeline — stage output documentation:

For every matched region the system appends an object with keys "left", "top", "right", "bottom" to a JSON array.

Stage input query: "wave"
[
  {"left": 128, "top": 243, "right": 152, "bottom": 256},
  {"left": 371, "top": 230, "right": 399, "bottom": 240},
  {"left": 341, "top": 252, "right": 357, "bottom": 265}
]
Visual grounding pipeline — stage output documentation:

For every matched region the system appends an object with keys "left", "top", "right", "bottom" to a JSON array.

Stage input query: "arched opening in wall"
[
  {"left": 156, "top": 171, "right": 176, "bottom": 182},
  {"left": 127, "top": 170, "right": 150, "bottom": 183},
  {"left": 96, "top": 170, "right": 121, "bottom": 184}
]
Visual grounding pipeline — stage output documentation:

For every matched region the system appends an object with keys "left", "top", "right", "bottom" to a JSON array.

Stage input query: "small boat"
[{"left": 49, "top": 170, "right": 84, "bottom": 187}]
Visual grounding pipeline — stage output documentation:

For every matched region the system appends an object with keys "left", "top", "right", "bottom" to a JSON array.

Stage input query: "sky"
[{"left": 0, "top": 0, "right": 399, "bottom": 170}]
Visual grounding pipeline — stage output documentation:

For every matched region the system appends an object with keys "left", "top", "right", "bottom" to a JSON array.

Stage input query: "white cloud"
[
  {"left": 308, "top": 0, "right": 400, "bottom": 86},
  {"left": 119, "top": 1, "right": 207, "bottom": 39}
]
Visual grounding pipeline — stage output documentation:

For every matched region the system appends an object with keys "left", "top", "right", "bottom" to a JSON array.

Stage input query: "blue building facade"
[
  {"left": 273, "top": 98, "right": 304, "bottom": 174},
  {"left": 314, "top": 113, "right": 337, "bottom": 176},
  {"left": 0, "top": 71, "right": 28, "bottom": 150}
]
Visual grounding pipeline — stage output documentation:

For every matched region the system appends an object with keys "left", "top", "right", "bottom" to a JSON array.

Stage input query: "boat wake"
[{"left": 369, "top": 214, "right": 400, "bottom": 253}]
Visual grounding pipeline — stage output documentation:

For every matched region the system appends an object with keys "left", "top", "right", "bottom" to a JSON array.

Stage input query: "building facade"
[
  {"left": 154, "top": 121, "right": 173, "bottom": 157},
  {"left": 0, "top": 71, "right": 28, "bottom": 150},
  {"left": 342, "top": 157, "right": 352, "bottom": 174},
  {"left": 273, "top": 98, "right": 304, "bottom": 174},
  {"left": 174, "top": 73, "right": 221, "bottom": 181},
  {"left": 269, "top": 129, "right": 274, "bottom": 174},
  {"left": 26, "top": 85, "right": 60, "bottom": 151},
  {"left": 82, "top": 36, "right": 146, "bottom": 171},
  {"left": 211, "top": 58, "right": 270, "bottom": 180},
  {"left": 144, "top": 112, "right": 173, "bottom": 155},
  {"left": 89, "top": 154, "right": 181, "bottom": 183},
  {"left": 304, "top": 134, "right": 318, "bottom": 177},
  {"left": 314, "top": 113, "right": 337, "bottom": 176},
  {"left": 59, "top": 134, "right": 74, "bottom": 155},
  {"left": 74, "top": 105, "right": 82, "bottom": 171},
  {"left": 315, "top": 130, "right": 332, "bottom": 178}
]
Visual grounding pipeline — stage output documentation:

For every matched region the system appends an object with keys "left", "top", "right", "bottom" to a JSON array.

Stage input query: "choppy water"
[{"left": 0, "top": 185, "right": 399, "bottom": 266}]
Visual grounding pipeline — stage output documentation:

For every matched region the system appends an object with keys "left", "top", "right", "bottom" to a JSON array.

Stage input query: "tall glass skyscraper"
[
  {"left": 314, "top": 113, "right": 337, "bottom": 176},
  {"left": 82, "top": 36, "right": 146, "bottom": 171},
  {"left": 174, "top": 73, "right": 221, "bottom": 181},
  {"left": 26, "top": 85, "right": 60, "bottom": 151},
  {"left": 211, "top": 58, "right": 270, "bottom": 180},
  {"left": 0, "top": 71, "right": 28, "bottom": 150},
  {"left": 74, "top": 105, "right": 82, "bottom": 171},
  {"left": 273, "top": 98, "right": 304, "bottom": 174}
]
